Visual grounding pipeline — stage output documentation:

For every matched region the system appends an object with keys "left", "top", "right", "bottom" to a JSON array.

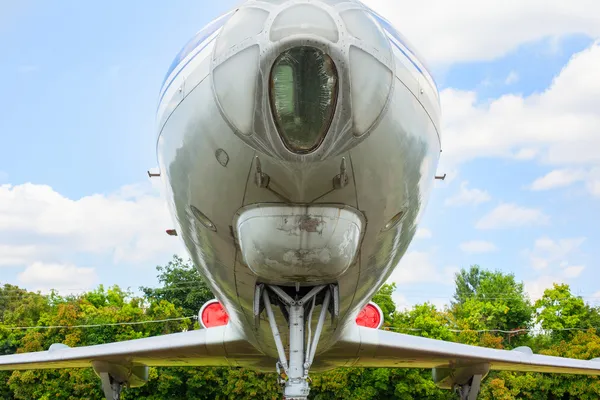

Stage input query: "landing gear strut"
[
  {"left": 456, "top": 374, "right": 483, "bottom": 400},
  {"left": 258, "top": 284, "right": 337, "bottom": 400},
  {"left": 92, "top": 361, "right": 149, "bottom": 400},
  {"left": 98, "top": 373, "right": 123, "bottom": 400},
  {"left": 433, "top": 363, "right": 490, "bottom": 400}
]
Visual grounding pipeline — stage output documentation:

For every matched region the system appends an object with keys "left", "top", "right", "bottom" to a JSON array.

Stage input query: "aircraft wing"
[
  {"left": 320, "top": 325, "right": 600, "bottom": 390},
  {"left": 0, "top": 324, "right": 265, "bottom": 371},
  {"left": 0, "top": 324, "right": 267, "bottom": 399},
  {"left": 2, "top": 323, "right": 600, "bottom": 398}
]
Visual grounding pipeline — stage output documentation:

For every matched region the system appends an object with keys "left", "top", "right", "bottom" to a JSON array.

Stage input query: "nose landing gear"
[{"left": 257, "top": 284, "right": 337, "bottom": 400}]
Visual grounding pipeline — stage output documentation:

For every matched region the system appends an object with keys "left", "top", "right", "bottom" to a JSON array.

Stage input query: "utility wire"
[
  {"left": 0, "top": 316, "right": 197, "bottom": 331},
  {"left": 0, "top": 284, "right": 599, "bottom": 303},
  {"left": 3, "top": 318, "right": 597, "bottom": 334},
  {"left": 382, "top": 326, "right": 600, "bottom": 334}
]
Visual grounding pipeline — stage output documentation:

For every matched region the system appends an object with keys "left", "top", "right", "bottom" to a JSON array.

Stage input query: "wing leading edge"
[
  {"left": 0, "top": 324, "right": 265, "bottom": 371},
  {"left": 318, "top": 325, "right": 600, "bottom": 395},
  {"left": 1, "top": 323, "right": 599, "bottom": 399},
  {"left": 322, "top": 325, "right": 600, "bottom": 374},
  {"left": 0, "top": 324, "right": 267, "bottom": 400}
]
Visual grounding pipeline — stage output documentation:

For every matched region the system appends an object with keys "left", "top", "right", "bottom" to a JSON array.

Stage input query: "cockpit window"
[{"left": 269, "top": 46, "right": 338, "bottom": 154}]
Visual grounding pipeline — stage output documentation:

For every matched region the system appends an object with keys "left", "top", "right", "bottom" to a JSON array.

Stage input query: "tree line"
[{"left": 0, "top": 256, "right": 599, "bottom": 399}]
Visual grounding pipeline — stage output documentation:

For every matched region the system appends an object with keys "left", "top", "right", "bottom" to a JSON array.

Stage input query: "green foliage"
[
  {"left": 372, "top": 283, "right": 396, "bottom": 325},
  {"left": 451, "top": 265, "right": 533, "bottom": 346},
  {"left": 534, "top": 283, "right": 600, "bottom": 341},
  {"left": 393, "top": 303, "right": 455, "bottom": 341},
  {"left": 0, "top": 256, "right": 599, "bottom": 399},
  {"left": 141, "top": 255, "right": 214, "bottom": 318}
]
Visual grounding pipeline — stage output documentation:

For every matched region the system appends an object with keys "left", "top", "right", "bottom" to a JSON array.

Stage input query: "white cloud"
[
  {"left": 522, "top": 235, "right": 586, "bottom": 301},
  {"left": 525, "top": 237, "right": 586, "bottom": 270},
  {"left": 476, "top": 204, "right": 550, "bottom": 230},
  {"left": 439, "top": 42, "right": 600, "bottom": 180},
  {"left": 388, "top": 251, "right": 438, "bottom": 285},
  {"left": 387, "top": 251, "right": 456, "bottom": 285},
  {"left": 588, "top": 181, "right": 600, "bottom": 197},
  {"left": 525, "top": 275, "right": 561, "bottom": 302},
  {"left": 563, "top": 265, "right": 585, "bottom": 278},
  {"left": 513, "top": 148, "right": 538, "bottom": 161},
  {"left": 505, "top": 71, "right": 520, "bottom": 85},
  {"left": 415, "top": 228, "right": 432, "bottom": 239},
  {"left": 525, "top": 264, "right": 586, "bottom": 301},
  {"left": 585, "top": 167, "right": 600, "bottom": 197},
  {"left": 444, "top": 181, "right": 491, "bottom": 207},
  {"left": 589, "top": 292, "right": 600, "bottom": 306},
  {"left": 18, "top": 262, "right": 98, "bottom": 294},
  {"left": 460, "top": 240, "right": 498, "bottom": 254},
  {"left": 0, "top": 182, "right": 184, "bottom": 268},
  {"left": 530, "top": 169, "right": 587, "bottom": 191},
  {"left": 392, "top": 292, "right": 411, "bottom": 312},
  {"left": 0, "top": 245, "right": 47, "bottom": 266},
  {"left": 364, "top": 0, "right": 600, "bottom": 65}
]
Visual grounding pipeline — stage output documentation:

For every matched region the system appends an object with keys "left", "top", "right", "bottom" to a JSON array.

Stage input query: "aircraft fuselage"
[{"left": 156, "top": 0, "right": 441, "bottom": 369}]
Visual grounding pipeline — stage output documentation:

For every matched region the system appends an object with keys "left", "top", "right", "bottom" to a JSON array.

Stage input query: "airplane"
[{"left": 2, "top": 0, "right": 600, "bottom": 399}]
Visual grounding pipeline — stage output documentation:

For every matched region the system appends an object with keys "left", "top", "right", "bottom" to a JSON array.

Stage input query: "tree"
[
  {"left": 4, "top": 260, "right": 600, "bottom": 398},
  {"left": 141, "top": 255, "right": 214, "bottom": 317},
  {"left": 372, "top": 283, "right": 396, "bottom": 325},
  {"left": 451, "top": 265, "right": 533, "bottom": 345},
  {"left": 393, "top": 303, "right": 455, "bottom": 342},
  {"left": 534, "top": 283, "right": 600, "bottom": 341}
]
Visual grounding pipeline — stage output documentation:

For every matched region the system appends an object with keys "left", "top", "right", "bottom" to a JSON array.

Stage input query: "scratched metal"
[
  {"left": 234, "top": 204, "right": 365, "bottom": 284},
  {"left": 156, "top": 0, "right": 440, "bottom": 359}
]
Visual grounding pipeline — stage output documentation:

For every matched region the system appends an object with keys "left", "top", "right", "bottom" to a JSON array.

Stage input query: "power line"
[
  {"left": 0, "top": 284, "right": 599, "bottom": 302},
  {"left": 0, "top": 316, "right": 197, "bottom": 331},
  {"left": 382, "top": 326, "right": 600, "bottom": 334},
  {"left": 2, "top": 317, "right": 596, "bottom": 335}
]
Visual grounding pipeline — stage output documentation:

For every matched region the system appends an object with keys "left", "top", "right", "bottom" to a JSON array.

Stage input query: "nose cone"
[
  {"left": 211, "top": 0, "right": 394, "bottom": 160},
  {"left": 269, "top": 3, "right": 339, "bottom": 42}
]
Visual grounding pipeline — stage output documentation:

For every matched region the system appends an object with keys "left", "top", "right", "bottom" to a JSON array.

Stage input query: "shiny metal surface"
[
  {"left": 234, "top": 204, "right": 364, "bottom": 284},
  {"left": 156, "top": 0, "right": 441, "bottom": 358},
  {"left": 1, "top": 1, "right": 600, "bottom": 393},
  {"left": 3, "top": 320, "right": 600, "bottom": 383},
  {"left": 316, "top": 325, "right": 600, "bottom": 375},
  {"left": 0, "top": 325, "right": 269, "bottom": 370},
  {"left": 206, "top": 0, "right": 397, "bottom": 162}
]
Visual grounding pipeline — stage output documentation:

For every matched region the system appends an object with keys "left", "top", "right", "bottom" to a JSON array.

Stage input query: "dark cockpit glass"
[{"left": 269, "top": 46, "right": 338, "bottom": 154}]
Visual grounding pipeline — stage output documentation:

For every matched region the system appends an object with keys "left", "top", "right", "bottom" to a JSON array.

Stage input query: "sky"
[{"left": 0, "top": 0, "right": 599, "bottom": 311}]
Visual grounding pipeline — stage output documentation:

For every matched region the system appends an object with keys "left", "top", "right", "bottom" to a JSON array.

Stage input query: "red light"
[
  {"left": 355, "top": 302, "right": 383, "bottom": 329},
  {"left": 200, "top": 300, "right": 229, "bottom": 328}
]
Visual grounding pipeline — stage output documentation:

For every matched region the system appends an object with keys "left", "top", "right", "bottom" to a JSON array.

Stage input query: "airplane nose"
[
  {"left": 269, "top": 3, "right": 339, "bottom": 43},
  {"left": 211, "top": 0, "right": 394, "bottom": 159}
]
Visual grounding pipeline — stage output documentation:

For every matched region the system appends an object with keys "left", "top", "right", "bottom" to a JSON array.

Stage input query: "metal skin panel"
[
  {"left": 0, "top": 325, "right": 270, "bottom": 371},
  {"left": 315, "top": 326, "right": 600, "bottom": 375},
  {"left": 1, "top": 0, "right": 600, "bottom": 388},
  {"left": 3, "top": 322, "right": 600, "bottom": 378},
  {"left": 155, "top": 0, "right": 441, "bottom": 361},
  {"left": 157, "top": 73, "right": 256, "bottom": 337},
  {"left": 234, "top": 204, "right": 364, "bottom": 283}
]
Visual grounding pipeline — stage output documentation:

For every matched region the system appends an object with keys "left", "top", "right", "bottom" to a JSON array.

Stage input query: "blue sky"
[{"left": 0, "top": 1, "right": 599, "bottom": 309}]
